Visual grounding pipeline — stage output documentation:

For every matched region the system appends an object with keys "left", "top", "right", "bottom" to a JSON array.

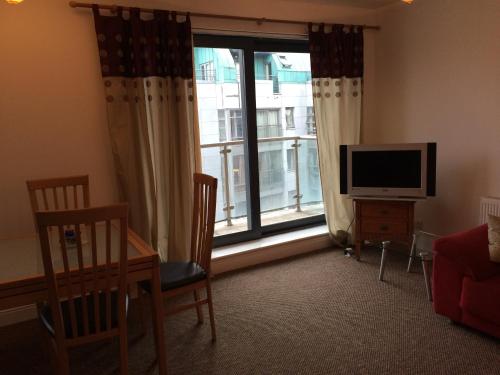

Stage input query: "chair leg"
[
  {"left": 421, "top": 257, "right": 433, "bottom": 302},
  {"left": 194, "top": 289, "right": 204, "bottom": 324},
  {"left": 119, "top": 328, "right": 129, "bottom": 375},
  {"left": 407, "top": 233, "right": 417, "bottom": 272},
  {"left": 57, "top": 346, "right": 71, "bottom": 375},
  {"left": 206, "top": 279, "right": 217, "bottom": 342}
]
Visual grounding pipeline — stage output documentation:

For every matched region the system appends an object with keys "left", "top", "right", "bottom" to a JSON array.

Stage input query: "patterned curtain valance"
[
  {"left": 92, "top": 6, "right": 193, "bottom": 79},
  {"left": 308, "top": 24, "right": 364, "bottom": 79}
]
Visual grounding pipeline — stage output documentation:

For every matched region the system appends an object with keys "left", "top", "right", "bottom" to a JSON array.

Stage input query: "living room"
[{"left": 0, "top": 0, "right": 499, "bottom": 374}]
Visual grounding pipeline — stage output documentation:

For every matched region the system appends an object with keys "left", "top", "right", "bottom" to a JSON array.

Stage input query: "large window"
[{"left": 195, "top": 36, "right": 324, "bottom": 246}]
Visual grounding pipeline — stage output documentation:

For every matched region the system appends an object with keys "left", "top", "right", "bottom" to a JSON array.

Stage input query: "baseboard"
[
  {"left": 0, "top": 233, "right": 334, "bottom": 327},
  {"left": 0, "top": 305, "right": 37, "bottom": 327},
  {"left": 211, "top": 233, "right": 334, "bottom": 275}
]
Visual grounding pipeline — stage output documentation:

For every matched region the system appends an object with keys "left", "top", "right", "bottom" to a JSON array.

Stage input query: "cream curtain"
[
  {"left": 93, "top": 7, "right": 200, "bottom": 261},
  {"left": 309, "top": 24, "right": 364, "bottom": 241},
  {"left": 312, "top": 78, "right": 361, "bottom": 237}
]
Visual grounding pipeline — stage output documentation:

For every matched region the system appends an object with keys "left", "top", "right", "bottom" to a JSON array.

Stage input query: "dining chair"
[
  {"left": 139, "top": 173, "right": 218, "bottom": 341},
  {"left": 26, "top": 175, "right": 90, "bottom": 220},
  {"left": 35, "top": 204, "right": 129, "bottom": 375}
]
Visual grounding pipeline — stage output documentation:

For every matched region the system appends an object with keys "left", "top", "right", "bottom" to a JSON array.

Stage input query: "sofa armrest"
[{"left": 433, "top": 224, "right": 500, "bottom": 281}]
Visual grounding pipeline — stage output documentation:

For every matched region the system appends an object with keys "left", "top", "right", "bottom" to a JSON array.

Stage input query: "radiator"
[{"left": 479, "top": 196, "right": 500, "bottom": 224}]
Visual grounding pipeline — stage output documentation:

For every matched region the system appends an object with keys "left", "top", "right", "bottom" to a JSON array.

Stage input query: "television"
[{"left": 339, "top": 143, "right": 436, "bottom": 198}]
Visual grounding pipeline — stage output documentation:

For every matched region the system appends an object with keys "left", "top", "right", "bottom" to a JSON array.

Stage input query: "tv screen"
[{"left": 352, "top": 150, "right": 422, "bottom": 188}]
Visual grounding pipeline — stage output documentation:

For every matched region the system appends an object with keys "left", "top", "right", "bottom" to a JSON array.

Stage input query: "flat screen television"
[{"left": 339, "top": 143, "right": 436, "bottom": 198}]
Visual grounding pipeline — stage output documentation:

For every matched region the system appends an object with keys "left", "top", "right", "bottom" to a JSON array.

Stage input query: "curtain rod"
[{"left": 68, "top": 1, "right": 381, "bottom": 31}]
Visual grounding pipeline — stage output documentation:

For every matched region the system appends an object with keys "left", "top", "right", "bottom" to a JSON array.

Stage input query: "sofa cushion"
[
  {"left": 461, "top": 274, "right": 500, "bottom": 324},
  {"left": 488, "top": 214, "right": 500, "bottom": 263}
]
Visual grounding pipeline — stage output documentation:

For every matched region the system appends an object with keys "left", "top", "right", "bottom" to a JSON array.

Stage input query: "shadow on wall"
[{"left": 416, "top": 154, "right": 488, "bottom": 235}]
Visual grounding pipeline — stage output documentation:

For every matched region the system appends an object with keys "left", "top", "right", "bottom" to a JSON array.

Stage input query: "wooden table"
[{"left": 0, "top": 226, "right": 167, "bottom": 375}]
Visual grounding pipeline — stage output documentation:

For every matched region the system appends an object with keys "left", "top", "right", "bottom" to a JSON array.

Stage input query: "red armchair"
[{"left": 432, "top": 224, "right": 500, "bottom": 338}]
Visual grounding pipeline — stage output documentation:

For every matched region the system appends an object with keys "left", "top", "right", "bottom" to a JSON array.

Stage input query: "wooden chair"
[
  {"left": 139, "top": 173, "right": 218, "bottom": 341},
  {"left": 35, "top": 204, "right": 129, "bottom": 375},
  {"left": 26, "top": 175, "right": 90, "bottom": 222}
]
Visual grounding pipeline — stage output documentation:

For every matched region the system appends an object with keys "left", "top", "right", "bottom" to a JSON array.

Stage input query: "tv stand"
[{"left": 353, "top": 198, "right": 415, "bottom": 260}]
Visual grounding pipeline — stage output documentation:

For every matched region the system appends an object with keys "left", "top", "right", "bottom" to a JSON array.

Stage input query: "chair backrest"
[
  {"left": 190, "top": 173, "right": 218, "bottom": 272},
  {"left": 27, "top": 175, "right": 90, "bottom": 213},
  {"left": 36, "top": 204, "right": 128, "bottom": 343}
]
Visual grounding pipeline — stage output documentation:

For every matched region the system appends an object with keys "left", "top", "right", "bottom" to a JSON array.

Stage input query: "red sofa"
[{"left": 432, "top": 224, "right": 500, "bottom": 338}]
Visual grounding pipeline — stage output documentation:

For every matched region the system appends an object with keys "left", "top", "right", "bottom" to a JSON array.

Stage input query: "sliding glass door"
[{"left": 194, "top": 36, "right": 324, "bottom": 246}]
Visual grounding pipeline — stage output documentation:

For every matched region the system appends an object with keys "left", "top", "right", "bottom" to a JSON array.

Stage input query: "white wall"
[
  {"left": 0, "top": 0, "right": 375, "bottom": 239},
  {"left": 364, "top": 0, "right": 500, "bottom": 235}
]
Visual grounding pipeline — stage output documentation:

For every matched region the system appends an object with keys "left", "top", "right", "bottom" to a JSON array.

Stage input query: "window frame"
[{"left": 194, "top": 35, "right": 325, "bottom": 247}]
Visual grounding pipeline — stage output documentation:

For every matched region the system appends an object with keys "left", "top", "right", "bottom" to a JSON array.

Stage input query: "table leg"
[
  {"left": 378, "top": 241, "right": 390, "bottom": 281},
  {"left": 150, "top": 255, "right": 167, "bottom": 375},
  {"left": 421, "top": 256, "right": 433, "bottom": 302}
]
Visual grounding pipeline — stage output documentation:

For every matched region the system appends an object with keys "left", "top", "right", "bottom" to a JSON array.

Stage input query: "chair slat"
[
  {"left": 57, "top": 225, "right": 79, "bottom": 338},
  {"left": 73, "top": 185, "right": 79, "bottom": 209},
  {"left": 90, "top": 223, "right": 101, "bottom": 333},
  {"left": 75, "top": 224, "right": 90, "bottom": 336},
  {"left": 63, "top": 186, "right": 69, "bottom": 210},
  {"left": 42, "top": 189, "right": 49, "bottom": 210},
  {"left": 53, "top": 188, "right": 59, "bottom": 210}
]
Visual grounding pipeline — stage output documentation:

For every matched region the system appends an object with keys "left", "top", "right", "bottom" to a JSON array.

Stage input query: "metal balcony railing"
[{"left": 201, "top": 135, "right": 319, "bottom": 227}]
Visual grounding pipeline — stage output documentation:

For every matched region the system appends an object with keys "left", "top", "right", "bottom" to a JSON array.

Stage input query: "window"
[
  {"left": 194, "top": 36, "right": 324, "bottom": 247},
  {"left": 200, "top": 61, "right": 215, "bottom": 81},
  {"left": 306, "top": 106, "right": 316, "bottom": 135},
  {"left": 264, "top": 62, "right": 272, "bottom": 80},
  {"left": 285, "top": 107, "right": 295, "bottom": 129},
  {"left": 256, "top": 109, "right": 282, "bottom": 138},
  {"left": 218, "top": 110, "right": 227, "bottom": 142},
  {"left": 229, "top": 109, "right": 243, "bottom": 140}
]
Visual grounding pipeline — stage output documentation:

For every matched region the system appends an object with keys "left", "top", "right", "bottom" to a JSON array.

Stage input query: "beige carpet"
[{"left": 1, "top": 247, "right": 499, "bottom": 374}]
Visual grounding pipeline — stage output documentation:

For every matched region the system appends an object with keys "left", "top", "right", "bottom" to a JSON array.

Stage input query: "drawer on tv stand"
[
  {"left": 361, "top": 220, "right": 408, "bottom": 235},
  {"left": 360, "top": 202, "right": 409, "bottom": 219}
]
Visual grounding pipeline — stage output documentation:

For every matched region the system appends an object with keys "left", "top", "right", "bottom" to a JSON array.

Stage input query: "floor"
[{"left": 1, "top": 247, "right": 499, "bottom": 374}]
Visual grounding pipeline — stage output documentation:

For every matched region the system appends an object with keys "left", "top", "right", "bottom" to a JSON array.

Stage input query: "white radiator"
[{"left": 479, "top": 197, "right": 500, "bottom": 224}]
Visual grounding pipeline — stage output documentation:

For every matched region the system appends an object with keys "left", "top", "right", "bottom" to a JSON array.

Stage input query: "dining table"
[{"left": 0, "top": 225, "right": 167, "bottom": 375}]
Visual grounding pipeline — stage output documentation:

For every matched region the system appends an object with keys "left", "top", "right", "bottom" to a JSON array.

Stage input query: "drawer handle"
[{"left": 380, "top": 225, "right": 389, "bottom": 231}]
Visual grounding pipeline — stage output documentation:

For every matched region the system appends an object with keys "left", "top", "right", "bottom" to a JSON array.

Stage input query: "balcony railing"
[{"left": 201, "top": 135, "right": 321, "bottom": 228}]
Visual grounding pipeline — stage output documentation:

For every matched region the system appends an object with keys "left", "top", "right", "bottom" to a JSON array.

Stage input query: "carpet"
[{"left": 1, "top": 247, "right": 499, "bottom": 374}]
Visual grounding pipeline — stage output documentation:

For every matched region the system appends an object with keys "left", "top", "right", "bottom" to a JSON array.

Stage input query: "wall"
[
  {"left": 0, "top": 0, "right": 375, "bottom": 239},
  {"left": 364, "top": 0, "right": 500, "bottom": 234}
]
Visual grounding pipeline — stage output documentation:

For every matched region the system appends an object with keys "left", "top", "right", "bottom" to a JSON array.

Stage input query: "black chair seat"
[
  {"left": 39, "top": 291, "right": 128, "bottom": 338},
  {"left": 139, "top": 261, "right": 207, "bottom": 293}
]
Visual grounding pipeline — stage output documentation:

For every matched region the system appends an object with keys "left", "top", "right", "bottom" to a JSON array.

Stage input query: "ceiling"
[{"left": 299, "top": 0, "right": 402, "bottom": 9}]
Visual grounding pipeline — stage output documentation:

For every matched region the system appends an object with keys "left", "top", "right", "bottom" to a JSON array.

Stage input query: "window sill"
[{"left": 211, "top": 225, "right": 333, "bottom": 275}]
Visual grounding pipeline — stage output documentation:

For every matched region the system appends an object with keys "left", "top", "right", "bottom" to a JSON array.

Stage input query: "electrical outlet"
[{"left": 415, "top": 220, "right": 424, "bottom": 230}]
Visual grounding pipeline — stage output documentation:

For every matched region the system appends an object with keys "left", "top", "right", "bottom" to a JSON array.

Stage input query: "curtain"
[
  {"left": 308, "top": 24, "right": 363, "bottom": 241},
  {"left": 93, "top": 7, "right": 201, "bottom": 261}
]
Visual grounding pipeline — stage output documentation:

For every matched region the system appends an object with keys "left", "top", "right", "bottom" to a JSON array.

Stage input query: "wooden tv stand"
[{"left": 353, "top": 198, "right": 415, "bottom": 260}]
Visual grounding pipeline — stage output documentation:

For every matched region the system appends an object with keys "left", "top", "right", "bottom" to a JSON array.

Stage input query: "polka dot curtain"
[
  {"left": 308, "top": 24, "right": 364, "bottom": 240},
  {"left": 93, "top": 6, "right": 201, "bottom": 261}
]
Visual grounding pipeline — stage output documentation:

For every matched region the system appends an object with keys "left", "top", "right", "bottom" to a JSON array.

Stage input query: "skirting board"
[{"left": 0, "top": 233, "right": 335, "bottom": 327}]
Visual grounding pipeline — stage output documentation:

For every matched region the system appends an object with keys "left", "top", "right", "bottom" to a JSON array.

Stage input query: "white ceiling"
[{"left": 298, "top": 0, "right": 401, "bottom": 9}]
